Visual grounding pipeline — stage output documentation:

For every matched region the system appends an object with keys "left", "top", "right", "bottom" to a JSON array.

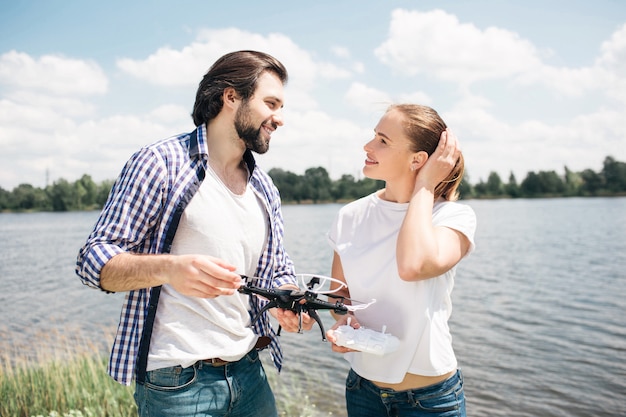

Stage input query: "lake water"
[{"left": 1, "top": 197, "right": 625, "bottom": 416}]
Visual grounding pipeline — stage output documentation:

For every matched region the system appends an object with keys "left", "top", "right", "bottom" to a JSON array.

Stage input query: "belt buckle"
[
  {"left": 211, "top": 358, "right": 229, "bottom": 367},
  {"left": 203, "top": 358, "right": 229, "bottom": 367}
]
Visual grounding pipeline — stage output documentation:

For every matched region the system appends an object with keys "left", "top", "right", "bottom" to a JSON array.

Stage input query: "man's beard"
[{"left": 235, "top": 100, "right": 271, "bottom": 154}]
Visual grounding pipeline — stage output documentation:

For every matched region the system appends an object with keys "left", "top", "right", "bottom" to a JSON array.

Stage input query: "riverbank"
[{"left": 0, "top": 329, "right": 335, "bottom": 417}]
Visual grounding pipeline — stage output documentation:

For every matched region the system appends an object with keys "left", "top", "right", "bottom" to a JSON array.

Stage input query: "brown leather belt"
[
  {"left": 202, "top": 358, "right": 230, "bottom": 367},
  {"left": 200, "top": 336, "right": 271, "bottom": 367}
]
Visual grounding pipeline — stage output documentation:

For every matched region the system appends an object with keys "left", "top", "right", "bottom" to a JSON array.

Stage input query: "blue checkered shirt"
[{"left": 75, "top": 124, "right": 296, "bottom": 385}]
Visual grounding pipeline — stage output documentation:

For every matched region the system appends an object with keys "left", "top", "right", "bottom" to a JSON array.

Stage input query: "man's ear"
[{"left": 223, "top": 87, "right": 239, "bottom": 109}]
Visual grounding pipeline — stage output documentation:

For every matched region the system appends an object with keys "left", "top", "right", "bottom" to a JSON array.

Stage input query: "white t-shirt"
[
  {"left": 327, "top": 192, "right": 476, "bottom": 383},
  {"left": 147, "top": 165, "right": 267, "bottom": 371}
]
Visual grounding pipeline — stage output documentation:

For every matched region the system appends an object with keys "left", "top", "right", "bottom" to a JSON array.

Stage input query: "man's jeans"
[
  {"left": 134, "top": 350, "right": 277, "bottom": 417},
  {"left": 345, "top": 368, "right": 466, "bottom": 417}
]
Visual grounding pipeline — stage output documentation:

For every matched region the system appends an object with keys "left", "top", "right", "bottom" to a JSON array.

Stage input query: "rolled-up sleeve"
[{"left": 75, "top": 147, "right": 167, "bottom": 290}]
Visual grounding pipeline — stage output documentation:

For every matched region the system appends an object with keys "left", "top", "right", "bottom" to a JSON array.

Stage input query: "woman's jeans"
[
  {"left": 345, "top": 368, "right": 466, "bottom": 417},
  {"left": 134, "top": 350, "right": 277, "bottom": 417}
]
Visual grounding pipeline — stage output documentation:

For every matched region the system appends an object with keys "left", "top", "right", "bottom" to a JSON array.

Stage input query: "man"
[{"left": 76, "top": 50, "right": 312, "bottom": 417}]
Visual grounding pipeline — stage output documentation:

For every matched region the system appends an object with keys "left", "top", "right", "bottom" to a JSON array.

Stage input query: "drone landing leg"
[
  {"left": 250, "top": 300, "right": 278, "bottom": 324},
  {"left": 308, "top": 309, "right": 327, "bottom": 341}
]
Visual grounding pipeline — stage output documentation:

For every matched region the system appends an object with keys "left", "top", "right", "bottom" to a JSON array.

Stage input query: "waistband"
[{"left": 199, "top": 336, "right": 270, "bottom": 367}]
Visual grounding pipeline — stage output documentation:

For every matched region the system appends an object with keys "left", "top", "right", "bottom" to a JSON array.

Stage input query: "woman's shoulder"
[
  {"left": 433, "top": 200, "right": 477, "bottom": 243},
  {"left": 433, "top": 200, "right": 475, "bottom": 216},
  {"left": 339, "top": 192, "right": 378, "bottom": 214}
]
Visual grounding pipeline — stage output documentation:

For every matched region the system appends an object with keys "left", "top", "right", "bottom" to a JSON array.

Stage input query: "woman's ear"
[{"left": 411, "top": 151, "right": 429, "bottom": 171}]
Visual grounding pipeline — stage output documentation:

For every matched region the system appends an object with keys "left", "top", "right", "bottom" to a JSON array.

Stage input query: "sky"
[{"left": 1, "top": 0, "right": 625, "bottom": 190}]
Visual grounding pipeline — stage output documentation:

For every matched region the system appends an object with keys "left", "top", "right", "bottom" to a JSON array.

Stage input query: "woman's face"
[{"left": 362, "top": 109, "right": 415, "bottom": 182}]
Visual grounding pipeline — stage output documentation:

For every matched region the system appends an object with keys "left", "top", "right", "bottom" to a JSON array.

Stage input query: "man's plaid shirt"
[{"left": 75, "top": 124, "right": 296, "bottom": 385}]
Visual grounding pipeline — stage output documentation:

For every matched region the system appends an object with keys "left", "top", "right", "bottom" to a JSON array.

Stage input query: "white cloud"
[
  {"left": 148, "top": 104, "right": 191, "bottom": 125},
  {"left": 345, "top": 81, "right": 433, "bottom": 115},
  {"left": 115, "top": 28, "right": 359, "bottom": 113},
  {"left": 117, "top": 28, "right": 338, "bottom": 85},
  {"left": 374, "top": 9, "right": 626, "bottom": 104},
  {"left": 345, "top": 82, "right": 393, "bottom": 114},
  {"left": 2, "top": 8, "right": 625, "bottom": 192},
  {"left": 0, "top": 50, "right": 108, "bottom": 95},
  {"left": 445, "top": 92, "right": 625, "bottom": 182},
  {"left": 597, "top": 23, "right": 626, "bottom": 73},
  {"left": 331, "top": 46, "right": 351, "bottom": 59},
  {"left": 595, "top": 23, "right": 626, "bottom": 103},
  {"left": 5, "top": 91, "right": 96, "bottom": 118},
  {"left": 375, "top": 9, "right": 543, "bottom": 84}
]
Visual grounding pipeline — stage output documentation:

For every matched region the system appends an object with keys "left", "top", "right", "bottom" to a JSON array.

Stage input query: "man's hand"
[
  {"left": 273, "top": 307, "right": 315, "bottom": 333},
  {"left": 269, "top": 284, "right": 315, "bottom": 333},
  {"left": 100, "top": 252, "right": 242, "bottom": 297},
  {"left": 167, "top": 254, "right": 243, "bottom": 298}
]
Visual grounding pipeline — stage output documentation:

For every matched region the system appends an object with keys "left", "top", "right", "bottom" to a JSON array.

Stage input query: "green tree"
[
  {"left": 47, "top": 179, "right": 77, "bottom": 211},
  {"left": 504, "top": 172, "right": 520, "bottom": 198},
  {"left": 96, "top": 179, "right": 115, "bottom": 207},
  {"left": 537, "top": 170, "right": 565, "bottom": 195},
  {"left": 563, "top": 166, "right": 581, "bottom": 196},
  {"left": 0, "top": 186, "right": 12, "bottom": 210},
  {"left": 520, "top": 170, "right": 565, "bottom": 196},
  {"left": 579, "top": 168, "right": 603, "bottom": 195},
  {"left": 602, "top": 156, "right": 626, "bottom": 192},
  {"left": 303, "top": 167, "right": 332, "bottom": 203},
  {"left": 77, "top": 174, "right": 98, "bottom": 208},
  {"left": 473, "top": 178, "right": 487, "bottom": 197},
  {"left": 520, "top": 172, "right": 541, "bottom": 196},
  {"left": 268, "top": 168, "right": 304, "bottom": 203},
  {"left": 331, "top": 174, "right": 358, "bottom": 201},
  {"left": 486, "top": 172, "right": 503, "bottom": 196},
  {"left": 11, "top": 184, "right": 47, "bottom": 210},
  {"left": 354, "top": 177, "right": 384, "bottom": 199},
  {"left": 457, "top": 171, "right": 473, "bottom": 199},
  {"left": 457, "top": 178, "right": 472, "bottom": 199}
]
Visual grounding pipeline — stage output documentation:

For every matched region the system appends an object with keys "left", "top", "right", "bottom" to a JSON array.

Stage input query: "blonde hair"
[{"left": 388, "top": 104, "right": 464, "bottom": 201}]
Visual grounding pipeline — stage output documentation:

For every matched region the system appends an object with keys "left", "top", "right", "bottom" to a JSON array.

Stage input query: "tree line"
[{"left": 1, "top": 155, "right": 625, "bottom": 212}]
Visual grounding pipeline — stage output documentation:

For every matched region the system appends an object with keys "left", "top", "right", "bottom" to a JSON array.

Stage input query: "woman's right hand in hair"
[{"left": 415, "top": 128, "right": 461, "bottom": 190}]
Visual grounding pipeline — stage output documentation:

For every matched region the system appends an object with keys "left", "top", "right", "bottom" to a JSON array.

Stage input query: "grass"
[
  {"left": 0, "top": 330, "right": 136, "bottom": 417},
  {"left": 0, "top": 329, "right": 341, "bottom": 417}
]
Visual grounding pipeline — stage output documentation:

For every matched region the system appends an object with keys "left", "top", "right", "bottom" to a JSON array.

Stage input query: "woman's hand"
[
  {"left": 326, "top": 314, "right": 361, "bottom": 353},
  {"left": 414, "top": 128, "right": 461, "bottom": 192}
]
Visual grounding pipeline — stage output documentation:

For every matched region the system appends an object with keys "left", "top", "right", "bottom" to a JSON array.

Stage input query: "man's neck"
[{"left": 205, "top": 121, "right": 249, "bottom": 194}]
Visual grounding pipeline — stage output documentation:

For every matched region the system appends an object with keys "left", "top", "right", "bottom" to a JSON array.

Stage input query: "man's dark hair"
[{"left": 192, "top": 50, "right": 288, "bottom": 127}]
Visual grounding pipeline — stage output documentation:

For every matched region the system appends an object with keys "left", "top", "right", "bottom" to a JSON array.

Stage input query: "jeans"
[
  {"left": 134, "top": 350, "right": 277, "bottom": 417},
  {"left": 345, "top": 368, "right": 466, "bottom": 417}
]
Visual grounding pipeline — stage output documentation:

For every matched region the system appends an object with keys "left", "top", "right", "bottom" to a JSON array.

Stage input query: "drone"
[{"left": 238, "top": 274, "right": 375, "bottom": 341}]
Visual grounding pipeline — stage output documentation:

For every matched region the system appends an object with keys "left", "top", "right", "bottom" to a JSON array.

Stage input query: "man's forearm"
[{"left": 100, "top": 252, "right": 170, "bottom": 292}]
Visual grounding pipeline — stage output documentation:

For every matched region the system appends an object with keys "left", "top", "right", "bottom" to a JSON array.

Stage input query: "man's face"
[{"left": 234, "top": 71, "right": 285, "bottom": 154}]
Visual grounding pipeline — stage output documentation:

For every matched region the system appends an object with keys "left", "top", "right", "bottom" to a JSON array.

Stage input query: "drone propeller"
[{"left": 297, "top": 273, "right": 347, "bottom": 295}]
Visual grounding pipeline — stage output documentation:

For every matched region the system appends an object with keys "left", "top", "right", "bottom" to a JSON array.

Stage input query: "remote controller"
[{"left": 333, "top": 320, "right": 400, "bottom": 355}]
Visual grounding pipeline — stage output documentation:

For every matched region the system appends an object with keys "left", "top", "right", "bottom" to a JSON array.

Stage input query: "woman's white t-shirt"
[{"left": 327, "top": 192, "right": 476, "bottom": 383}]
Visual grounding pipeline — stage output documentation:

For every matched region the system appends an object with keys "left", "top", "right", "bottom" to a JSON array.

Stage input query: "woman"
[{"left": 326, "top": 104, "right": 477, "bottom": 416}]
